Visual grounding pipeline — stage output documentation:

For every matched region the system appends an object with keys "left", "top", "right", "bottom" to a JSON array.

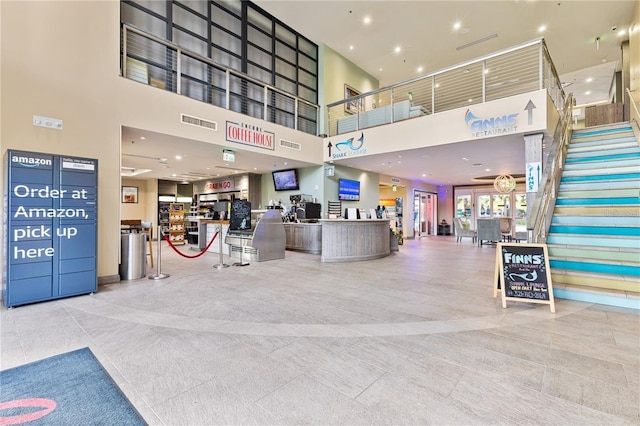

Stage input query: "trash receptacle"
[{"left": 120, "top": 233, "right": 147, "bottom": 280}]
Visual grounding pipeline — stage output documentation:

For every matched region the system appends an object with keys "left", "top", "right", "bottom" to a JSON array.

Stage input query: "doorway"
[{"left": 413, "top": 190, "right": 437, "bottom": 237}]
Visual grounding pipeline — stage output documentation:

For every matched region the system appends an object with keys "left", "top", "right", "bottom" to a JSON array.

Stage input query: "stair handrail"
[
  {"left": 626, "top": 88, "right": 640, "bottom": 145},
  {"left": 527, "top": 93, "right": 575, "bottom": 243}
]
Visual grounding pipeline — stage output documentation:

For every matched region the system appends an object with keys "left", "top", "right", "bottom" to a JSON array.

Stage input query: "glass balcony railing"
[
  {"left": 327, "top": 38, "right": 565, "bottom": 137},
  {"left": 121, "top": 24, "right": 320, "bottom": 136}
]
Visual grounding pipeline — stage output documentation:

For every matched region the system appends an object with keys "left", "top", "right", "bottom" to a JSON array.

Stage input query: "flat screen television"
[
  {"left": 338, "top": 178, "right": 360, "bottom": 201},
  {"left": 272, "top": 169, "right": 300, "bottom": 191}
]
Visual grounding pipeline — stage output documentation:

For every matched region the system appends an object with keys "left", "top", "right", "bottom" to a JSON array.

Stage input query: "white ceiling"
[{"left": 122, "top": 0, "right": 635, "bottom": 187}]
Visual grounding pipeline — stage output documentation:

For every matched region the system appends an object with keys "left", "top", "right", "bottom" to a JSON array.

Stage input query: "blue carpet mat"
[{"left": 0, "top": 347, "right": 146, "bottom": 425}]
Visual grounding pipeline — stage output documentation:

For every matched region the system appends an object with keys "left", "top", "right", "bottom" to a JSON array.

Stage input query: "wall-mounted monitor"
[
  {"left": 338, "top": 178, "right": 360, "bottom": 201},
  {"left": 272, "top": 169, "right": 300, "bottom": 191}
]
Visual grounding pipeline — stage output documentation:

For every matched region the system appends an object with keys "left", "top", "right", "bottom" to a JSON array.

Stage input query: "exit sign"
[{"left": 223, "top": 150, "right": 235, "bottom": 162}]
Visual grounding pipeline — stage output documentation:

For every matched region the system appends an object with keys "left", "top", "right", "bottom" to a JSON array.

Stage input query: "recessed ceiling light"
[
  {"left": 468, "top": 98, "right": 473, "bottom": 102},
  {"left": 585, "top": 91, "right": 591, "bottom": 95},
  {"left": 462, "top": 157, "right": 469, "bottom": 161},
  {"left": 175, "top": 155, "right": 182, "bottom": 160},
  {"left": 586, "top": 77, "right": 593, "bottom": 83},
  {"left": 172, "top": 173, "right": 177, "bottom": 177},
  {"left": 349, "top": 45, "right": 354, "bottom": 50},
  {"left": 379, "top": 67, "right": 383, "bottom": 72},
  {"left": 417, "top": 66, "right": 424, "bottom": 73},
  {"left": 484, "top": 69, "right": 489, "bottom": 74},
  {"left": 394, "top": 46, "right": 401, "bottom": 54},
  {"left": 538, "top": 25, "right": 547, "bottom": 32},
  {"left": 284, "top": 162, "right": 288, "bottom": 165},
  {"left": 485, "top": 168, "right": 491, "bottom": 172},
  {"left": 363, "top": 16, "right": 371, "bottom": 24},
  {"left": 435, "top": 83, "right": 440, "bottom": 88},
  {"left": 453, "top": 21, "right": 461, "bottom": 30},
  {"left": 140, "top": 136, "right": 146, "bottom": 140},
  {"left": 618, "top": 29, "right": 626, "bottom": 37}
]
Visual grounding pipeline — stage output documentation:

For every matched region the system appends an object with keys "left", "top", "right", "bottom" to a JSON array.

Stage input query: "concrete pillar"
[{"left": 524, "top": 133, "right": 544, "bottom": 218}]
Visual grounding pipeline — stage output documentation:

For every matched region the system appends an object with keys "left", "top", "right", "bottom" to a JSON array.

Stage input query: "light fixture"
[
  {"left": 363, "top": 16, "right": 371, "bottom": 24},
  {"left": 538, "top": 25, "right": 547, "bottom": 32},
  {"left": 175, "top": 155, "right": 182, "bottom": 160},
  {"left": 586, "top": 77, "right": 593, "bottom": 83},
  {"left": 453, "top": 22, "right": 461, "bottom": 30},
  {"left": 394, "top": 46, "right": 401, "bottom": 54},
  {"left": 392, "top": 185, "right": 397, "bottom": 192},
  {"left": 494, "top": 175, "right": 517, "bottom": 193},
  {"left": 349, "top": 45, "right": 354, "bottom": 50},
  {"left": 596, "top": 36, "right": 600, "bottom": 51}
]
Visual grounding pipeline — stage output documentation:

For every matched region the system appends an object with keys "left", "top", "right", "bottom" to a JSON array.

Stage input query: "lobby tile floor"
[{"left": 2, "top": 236, "right": 639, "bottom": 425}]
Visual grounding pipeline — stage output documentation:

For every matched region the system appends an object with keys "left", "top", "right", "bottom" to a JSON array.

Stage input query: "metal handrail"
[
  {"left": 626, "top": 88, "right": 640, "bottom": 145},
  {"left": 121, "top": 24, "right": 320, "bottom": 135},
  {"left": 326, "top": 38, "right": 546, "bottom": 110},
  {"left": 326, "top": 37, "right": 565, "bottom": 136},
  {"left": 526, "top": 93, "right": 575, "bottom": 243}
]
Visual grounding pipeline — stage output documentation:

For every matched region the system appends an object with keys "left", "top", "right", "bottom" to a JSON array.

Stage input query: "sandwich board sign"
[{"left": 494, "top": 242, "right": 555, "bottom": 313}]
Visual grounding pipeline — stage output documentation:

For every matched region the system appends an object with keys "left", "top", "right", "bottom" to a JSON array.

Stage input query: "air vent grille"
[
  {"left": 279, "top": 139, "right": 301, "bottom": 151},
  {"left": 180, "top": 114, "right": 217, "bottom": 131}
]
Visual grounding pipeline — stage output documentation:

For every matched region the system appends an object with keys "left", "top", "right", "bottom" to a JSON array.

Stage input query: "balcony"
[
  {"left": 121, "top": 24, "right": 320, "bottom": 136},
  {"left": 327, "top": 38, "right": 565, "bottom": 137}
]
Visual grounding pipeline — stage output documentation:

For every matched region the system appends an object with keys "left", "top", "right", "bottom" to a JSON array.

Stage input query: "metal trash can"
[{"left": 120, "top": 233, "right": 147, "bottom": 280}]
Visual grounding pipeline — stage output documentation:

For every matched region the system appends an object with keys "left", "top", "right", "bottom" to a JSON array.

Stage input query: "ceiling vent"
[
  {"left": 456, "top": 33, "right": 498, "bottom": 51},
  {"left": 180, "top": 113, "right": 217, "bottom": 131},
  {"left": 279, "top": 139, "right": 301, "bottom": 151}
]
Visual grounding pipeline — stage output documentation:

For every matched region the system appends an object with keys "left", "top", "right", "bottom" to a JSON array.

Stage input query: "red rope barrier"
[{"left": 163, "top": 231, "right": 219, "bottom": 258}]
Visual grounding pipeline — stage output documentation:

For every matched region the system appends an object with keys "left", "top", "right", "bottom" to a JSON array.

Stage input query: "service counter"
[
  {"left": 283, "top": 222, "right": 322, "bottom": 254},
  {"left": 199, "top": 220, "right": 230, "bottom": 255},
  {"left": 320, "top": 219, "right": 391, "bottom": 262}
]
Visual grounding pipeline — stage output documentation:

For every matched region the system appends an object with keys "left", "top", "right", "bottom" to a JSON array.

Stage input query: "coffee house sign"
[{"left": 226, "top": 121, "right": 274, "bottom": 150}]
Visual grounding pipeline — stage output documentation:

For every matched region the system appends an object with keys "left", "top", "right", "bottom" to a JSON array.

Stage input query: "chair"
[
  {"left": 476, "top": 218, "right": 501, "bottom": 246},
  {"left": 453, "top": 217, "right": 476, "bottom": 243},
  {"left": 499, "top": 218, "right": 513, "bottom": 242}
]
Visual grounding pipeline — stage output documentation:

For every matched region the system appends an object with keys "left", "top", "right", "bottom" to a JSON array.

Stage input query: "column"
[{"left": 524, "top": 133, "right": 544, "bottom": 218}]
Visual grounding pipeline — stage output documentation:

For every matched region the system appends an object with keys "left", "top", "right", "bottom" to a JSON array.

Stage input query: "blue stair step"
[
  {"left": 548, "top": 225, "right": 640, "bottom": 237},
  {"left": 559, "top": 180, "right": 640, "bottom": 191},
  {"left": 549, "top": 259, "right": 640, "bottom": 277},
  {"left": 571, "top": 126, "right": 633, "bottom": 138},
  {"left": 565, "top": 150, "right": 640, "bottom": 164},
  {"left": 546, "top": 234, "right": 640, "bottom": 249},
  {"left": 564, "top": 157, "right": 640, "bottom": 170},
  {"left": 555, "top": 197, "right": 639, "bottom": 206},
  {"left": 561, "top": 172, "right": 640, "bottom": 183},
  {"left": 552, "top": 216, "right": 640, "bottom": 226}
]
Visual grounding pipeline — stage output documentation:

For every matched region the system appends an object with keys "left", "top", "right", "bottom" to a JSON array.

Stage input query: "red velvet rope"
[{"left": 163, "top": 231, "right": 219, "bottom": 258}]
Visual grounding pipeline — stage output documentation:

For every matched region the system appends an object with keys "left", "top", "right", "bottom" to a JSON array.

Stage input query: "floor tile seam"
[
  {"left": 446, "top": 370, "right": 518, "bottom": 424},
  {"left": 454, "top": 367, "right": 626, "bottom": 424},
  {"left": 61, "top": 293, "right": 600, "bottom": 339},
  {"left": 542, "top": 367, "right": 640, "bottom": 421},
  {"left": 543, "top": 364, "right": 639, "bottom": 399},
  {"left": 80, "top": 342, "right": 162, "bottom": 425},
  {"left": 453, "top": 328, "right": 633, "bottom": 380}
]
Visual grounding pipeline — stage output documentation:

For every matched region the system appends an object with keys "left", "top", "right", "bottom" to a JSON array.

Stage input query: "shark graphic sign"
[{"left": 327, "top": 132, "right": 367, "bottom": 159}]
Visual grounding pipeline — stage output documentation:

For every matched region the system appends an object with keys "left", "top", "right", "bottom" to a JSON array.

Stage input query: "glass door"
[{"left": 455, "top": 194, "right": 472, "bottom": 228}]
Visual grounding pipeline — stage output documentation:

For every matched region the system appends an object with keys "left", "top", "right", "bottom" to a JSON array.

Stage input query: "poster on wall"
[{"left": 5, "top": 150, "right": 98, "bottom": 307}]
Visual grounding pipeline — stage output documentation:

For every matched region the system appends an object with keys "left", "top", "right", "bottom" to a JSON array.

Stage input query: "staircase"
[{"left": 546, "top": 122, "right": 640, "bottom": 309}]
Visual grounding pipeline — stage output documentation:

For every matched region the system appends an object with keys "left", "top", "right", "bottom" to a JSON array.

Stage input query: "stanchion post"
[
  {"left": 213, "top": 224, "right": 229, "bottom": 269},
  {"left": 149, "top": 225, "right": 170, "bottom": 280}
]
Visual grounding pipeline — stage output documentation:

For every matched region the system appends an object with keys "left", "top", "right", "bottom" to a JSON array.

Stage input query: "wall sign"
[
  {"left": 5, "top": 150, "right": 98, "bottom": 307},
  {"left": 494, "top": 242, "right": 555, "bottom": 313},
  {"left": 226, "top": 121, "right": 274, "bottom": 150}
]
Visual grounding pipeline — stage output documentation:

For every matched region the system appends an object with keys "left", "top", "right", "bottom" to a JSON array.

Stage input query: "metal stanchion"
[
  {"left": 213, "top": 224, "right": 229, "bottom": 269},
  {"left": 149, "top": 225, "right": 170, "bottom": 280}
]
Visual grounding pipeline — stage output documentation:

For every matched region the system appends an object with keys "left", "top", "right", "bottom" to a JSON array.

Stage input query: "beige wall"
[{"left": 0, "top": 0, "right": 323, "bottom": 282}]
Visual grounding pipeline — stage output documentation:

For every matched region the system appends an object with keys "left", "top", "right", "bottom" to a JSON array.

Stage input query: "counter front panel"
[{"left": 320, "top": 219, "right": 391, "bottom": 262}]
